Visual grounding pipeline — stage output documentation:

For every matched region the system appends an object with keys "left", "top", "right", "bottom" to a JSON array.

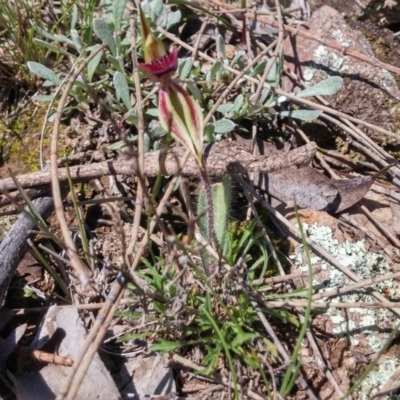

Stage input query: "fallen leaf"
[
  {"left": 255, "top": 167, "right": 373, "bottom": 213},
  {"left": 332, "top": 176, "right": 373, "bottom": 212},
  {"left": 255, "top": 167, "right": 338, "bottom": 210}
]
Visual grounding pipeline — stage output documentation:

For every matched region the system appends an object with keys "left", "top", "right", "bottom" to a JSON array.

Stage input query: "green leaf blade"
[
  {"left": 296, "top": 76, "right": 343, "bottom": 98},
  {"left": 93, "top": 18, "right": 117, "bottom": 56},
  {"left": 27, "top": 62, "right": 61, "bottom": 85}
]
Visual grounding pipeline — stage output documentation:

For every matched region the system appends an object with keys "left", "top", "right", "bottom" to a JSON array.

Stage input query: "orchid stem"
[{"left": 199, "top": 159, "right": 217, "bottom": 250}]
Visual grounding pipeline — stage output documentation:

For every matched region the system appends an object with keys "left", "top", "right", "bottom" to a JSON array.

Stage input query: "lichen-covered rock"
[
  {"left": 310, "top": 0, "right": 400, "bottom": 27},
  {"left": 292, "top": 222, "right": 400, "bottom": 398},
  {"left": 283, "top": 5, "right": 400, "bottom": 145}
]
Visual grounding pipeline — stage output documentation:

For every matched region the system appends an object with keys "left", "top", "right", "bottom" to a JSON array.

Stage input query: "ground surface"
[{"left": 1, "top": 0, "right": 400, "bottom": 399}]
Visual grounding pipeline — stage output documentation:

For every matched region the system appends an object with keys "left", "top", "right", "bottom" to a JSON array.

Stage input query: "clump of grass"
[{"left": 0, "top": 0, "right": 46, "bottom": 87}]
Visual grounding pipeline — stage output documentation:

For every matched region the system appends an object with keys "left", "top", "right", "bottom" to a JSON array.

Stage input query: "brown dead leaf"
[
  {"left": 332, "top": 176, "right": 373, "bottom": 213},
  {"left": 329, "top": 338, "right": 349, "bottom": 369},
  {"left": 255, "top": 167, "right": 373, "bottom": 213},
  {"left": 256, "top": 167, "right": 338, "bottom": 210}
]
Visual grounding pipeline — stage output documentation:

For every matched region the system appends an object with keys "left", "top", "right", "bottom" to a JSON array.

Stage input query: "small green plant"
[
  {"left": 197, "top": 175, "right": 231, "bottom": 269},
  {"left": 0, "top": 0, "right": 46, "bottom": 86},
  {"left": 120, "top": 222, "right": 274, "bottom": 395}
]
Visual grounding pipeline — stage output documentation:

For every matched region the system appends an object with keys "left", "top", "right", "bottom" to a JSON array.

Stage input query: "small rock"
[
  {"left": 114, "top": 353, "right": 175, "bottom": 399},
  {"left": 16, "top": 306, "right": 120, "bottom": 400}
]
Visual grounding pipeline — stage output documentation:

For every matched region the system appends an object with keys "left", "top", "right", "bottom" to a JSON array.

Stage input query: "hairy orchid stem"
[{"left": 199, "top": 159, "right": 217, "bottom": 250}]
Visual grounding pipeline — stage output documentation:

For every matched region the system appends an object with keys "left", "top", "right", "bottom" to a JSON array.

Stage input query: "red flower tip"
[{"left": 139, "top": 49, "right": 178, "bottom": 81}]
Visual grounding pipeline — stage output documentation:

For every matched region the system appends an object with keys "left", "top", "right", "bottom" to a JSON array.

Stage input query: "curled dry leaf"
[{"left": 256, "top": 166, "right": 374, "bottom": 213}]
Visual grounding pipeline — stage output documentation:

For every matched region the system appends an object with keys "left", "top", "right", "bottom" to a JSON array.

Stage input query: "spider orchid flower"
[
  {"left": 158, "top": 81, "right": 204, "bottom": 165},
  {"left": 138, "top": 3, "right": 177, "bottom": 85},
  {"left": 138, "top": 3, "right": 204, "bottom": 166}
]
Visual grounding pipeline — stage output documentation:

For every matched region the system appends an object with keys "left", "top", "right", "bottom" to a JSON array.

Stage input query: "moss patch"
[{"left": 0, "top": 105, "right": 57, "bottom": 175}]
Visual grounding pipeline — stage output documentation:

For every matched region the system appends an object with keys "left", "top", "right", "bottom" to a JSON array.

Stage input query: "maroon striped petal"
[
  {"left": 138, "top": 49, "right": 178, "bottom": 82},
  {"left": 158, "top": 83, "right": 204, "bottom": 164}
]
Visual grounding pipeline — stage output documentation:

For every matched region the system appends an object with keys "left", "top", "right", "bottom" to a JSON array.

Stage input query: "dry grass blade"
[{"left": 50, "top": 47, "right": 106, "bottom": 297}]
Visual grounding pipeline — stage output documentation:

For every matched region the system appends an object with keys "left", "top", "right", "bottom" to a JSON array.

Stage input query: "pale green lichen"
[
  {"left": 331, "top": 29, "right": 354, "bottom": 48},
  {"left": 292, "top": 223, "right": 400, "bottom": 340},
  {"left": 313, "top": 45, "right": 346, "bottom": 71},
  {"left": 293, "top": 223, "right": 400, "bottom": 398},
  {"left": 357, "top": 358, "right": 400, "bottom": 400}
]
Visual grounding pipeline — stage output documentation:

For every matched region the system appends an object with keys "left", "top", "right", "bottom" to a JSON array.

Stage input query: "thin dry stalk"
[
  {"left": 12, "top": 299, "right": 135, "bottom": 315},
  {"left": 360, "top": 204, "right": 400, "bottom": 248},
  {"left": 191, "top": 19, "right": 209, "bottom": 61},
  {"left": 50, "top": 46, "right": 106, "bottom": 293},
  {"left": 253, "top": 267, "right": 322, "bottom": 286},
  {"left": 236, "top": 172, "right": 285, "bottom": 276},
  {"left": 339, "top": 213, "right": 395, "bottom": 259},
  {"left": 171, "top": 354, "right": 268, "bottom": 400},
  {"left": 263, "top": 300, "right": 400, "bottom": 309},
  {"left": 373, "top": 369, "right": 400, "bottom": 399},
  {"left": 243, "top": 283, "right": 319, "bottom": 400},
  {"left": 297, "top": 313, "right": 346, "bottom": 398},
  {"left": 126, "top": 17, "right": 145, "bottom": 257},
  {"left": 63, "top": 287, "right": 125, "bottom": 399}
]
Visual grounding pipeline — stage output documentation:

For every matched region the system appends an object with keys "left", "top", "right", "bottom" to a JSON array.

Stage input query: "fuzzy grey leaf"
[
  {"left": 113, "top": 0, "right": 127, "bottom": 32},
  {"left": 216, "top": 34, "right": 226, "bottom": 59},
  {"left": 113, "top": 71, "right": 131, "bottom": 110},
  {"left": 166, "top": 10, "right": 181, "bottom": 30},
  {"left": 33, "top": 39, "right": 71, "bottom": 56},
  {"left": 150, "top": 0, "right": 164, "bottom": 22},
  {"left": 178, "top": 58, "right": 192, "bottom": 81},
  {"left": 296, "top": 76, "right": 344, "bottom": 98},
  {"left": 278, "top": 109, "right": 322, "bottom": 121},
  {"left": 27, "top": 62, "right": 61, "bottom": 85},
  {"left": 93, "top": 18, "right": 116, "bottom": 56},
  {"left": 70, "top": 29, "right": 83, "bottom": 54},
  {"left": 212, "top": 119, "right": 236, "bottom": 134},
  {"left": 87, "top": 45, "right": 103, "bottom": 82}
]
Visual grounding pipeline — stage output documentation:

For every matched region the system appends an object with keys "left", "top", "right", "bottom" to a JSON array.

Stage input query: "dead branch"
[{"left": 0, "top": 140, "right": 317, "bottom": 199}]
